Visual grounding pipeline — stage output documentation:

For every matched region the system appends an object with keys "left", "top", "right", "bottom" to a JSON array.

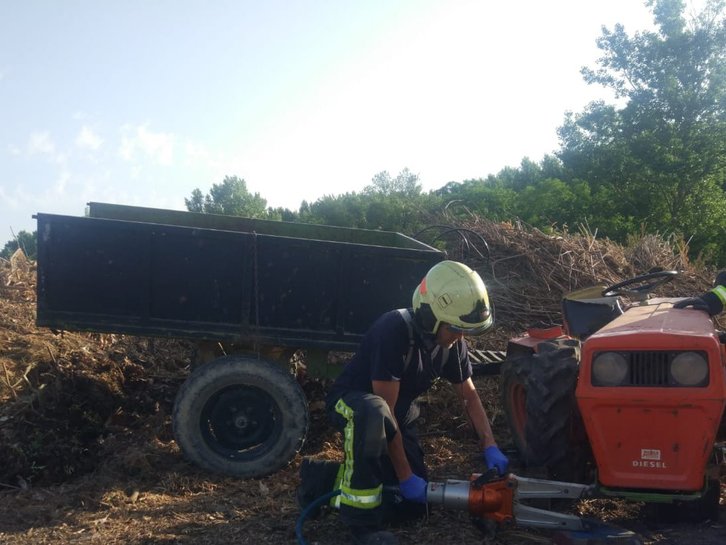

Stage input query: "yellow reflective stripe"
[
  {"left": 330, "top": 464, "right": 345, "bottom": 508},
  {"left": 335, "top": 398, "right": 356, "bottom": 507},
  {"left": 334, "top": 398, "right": 383, "bottom": 510},
  {"left": 711, "top": 285, "right": 726, "bottom": 306},
  {"left": 340, "top": 484, "right": 383, "bottom": 509}
]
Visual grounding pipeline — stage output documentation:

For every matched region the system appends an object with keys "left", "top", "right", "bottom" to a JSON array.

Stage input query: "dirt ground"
[
  {"left": 0, "top": 377, "right": 723, "bottom": 545},
  {"left": 1, "top": 227, "right": 725, "bottom": 545}
]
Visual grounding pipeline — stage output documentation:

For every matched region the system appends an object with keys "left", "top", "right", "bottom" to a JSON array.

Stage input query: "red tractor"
[{"left": 500, "top": 270, "right": 726, "bottom": 521}]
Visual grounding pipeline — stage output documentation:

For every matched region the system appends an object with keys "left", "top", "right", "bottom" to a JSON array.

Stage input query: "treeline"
[
  {"left": 184, "top": 1, "right": 726, "bottom": 266},
  {"left": 3, "top": 0, "right": 725, "bottom": 266}
]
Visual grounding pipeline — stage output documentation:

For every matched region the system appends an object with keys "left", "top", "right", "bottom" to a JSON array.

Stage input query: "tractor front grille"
[
  {"left": 592, "top": 350, "right": 709, "bottom": 387},
  {"left": 628, "top": 351, "right": 671, "bottom": 386}
]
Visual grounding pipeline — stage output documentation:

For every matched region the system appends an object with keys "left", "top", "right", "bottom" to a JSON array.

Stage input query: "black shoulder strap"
[{"left": 395, "top": 308, "right": 415, "bottom": 372}]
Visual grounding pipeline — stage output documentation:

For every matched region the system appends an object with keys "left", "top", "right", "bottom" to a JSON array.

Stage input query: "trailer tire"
[
  {"left": 524, "top": 339, "right": 591, "bottom": 483},
  {"left": 500, "top": 354, "right": 534, "bottom": 458},
  {"left": 173, "top": 355, "right": 309, "bottom": 478}
]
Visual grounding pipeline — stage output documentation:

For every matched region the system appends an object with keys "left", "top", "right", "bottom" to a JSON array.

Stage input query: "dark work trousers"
[{"left": 327, "top": 391, "right": 426, "bottom": 528}]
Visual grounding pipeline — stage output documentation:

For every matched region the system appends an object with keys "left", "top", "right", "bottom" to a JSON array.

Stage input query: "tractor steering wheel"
[{"left": 602, "top": 270, "right": 679, "bottom": 301}]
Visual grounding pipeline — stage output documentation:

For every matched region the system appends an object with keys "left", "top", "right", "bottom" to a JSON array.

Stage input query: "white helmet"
[{"left": 412, "top": 260, "right": 493, "bottom": 335}]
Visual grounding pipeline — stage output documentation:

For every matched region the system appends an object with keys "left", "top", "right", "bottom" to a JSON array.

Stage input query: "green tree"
[
  {"left": 185, "top": 176, "right": 271, "bottom": 219},
  {"left": 300, "top": 169, "right": 432, "bottom": 234},
  {"left": 510, "top": 179, "right": 575, "bottom": 229},
  {"left": 299, "top": 193, "right": 368, "bottom": 228},
  {"left": 433, "top": 177, "right": 518, "bottom": 221},
  {"left": 362, "top": 169, "right": 429, "bottom": 233},
  {"left": 363, "top": 168, "right": 421, "bottom": 196},
  {"left": 1, "top": 230, "right": 37, "bottom": 260},
  {"left": 558, "top": 0, "right": 726, "bottom": 261},
  {"left": 268, "top": 207, "right": 298, "bottom": 222}
]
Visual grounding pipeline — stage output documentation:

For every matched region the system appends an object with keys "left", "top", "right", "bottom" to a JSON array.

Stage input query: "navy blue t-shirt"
[{"left": 328, "top": 309, "right": 472, "bottom": 421}]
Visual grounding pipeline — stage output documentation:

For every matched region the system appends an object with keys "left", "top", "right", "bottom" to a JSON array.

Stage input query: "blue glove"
[
  {"left": 399, "top": 474, "right": 427, "bottom": 503},
  {"left": 483, "top": 445, "right": 509, "bottom": 475}
]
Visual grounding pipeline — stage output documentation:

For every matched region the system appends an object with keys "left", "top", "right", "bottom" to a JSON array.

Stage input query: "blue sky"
[{"left": 0, "top": 0, "right": 668, "bottom": 240}]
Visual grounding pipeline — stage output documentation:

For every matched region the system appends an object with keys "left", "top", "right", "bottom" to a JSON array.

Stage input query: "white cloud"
[
  {"left": 54, "top": 170, "right": 70, "bottom": 194},
  {"left": 183, "top": 141, "right": 224, "bottom": 169},
  {"left": 75, "top": 126, "right": 103, "bottom": 151},
  {"left": 0, "top": 186, "right": 19, "bottom": 209},
  {"left": 27, "top": 131, "right": 56, "bottom": 156},
  {"left": 119, "top": 127, "right": 135, "bottom": 161},
  {"left": 119, "top": 124, "right": 175, "bottom": 166}
]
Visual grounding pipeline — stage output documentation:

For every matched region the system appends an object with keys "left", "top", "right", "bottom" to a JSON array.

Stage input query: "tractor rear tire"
[
  {"left": 647, "top": 477, "right": 721, "bottom": 523},
  {"left": 173, "top": 355, "right": 309, "bottom": 478},
  {"left": 524, "top": 339, "right": 591, "bottom": 483},
  {"left": 500, "top": 354, "right": 534, "bottom": 459}
]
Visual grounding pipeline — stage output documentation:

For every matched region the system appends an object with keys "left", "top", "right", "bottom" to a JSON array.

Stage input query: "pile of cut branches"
[{"left": 442, "top": 218, "right": 717, "bottom": 343}]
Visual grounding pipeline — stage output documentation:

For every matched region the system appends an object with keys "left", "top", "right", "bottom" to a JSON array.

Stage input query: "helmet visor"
[
  {"left": 446, "top": 301, "right": 492, "bottom": 335},
  {"left": 447, "top": 321, "right": 491, "bottom": 336}
]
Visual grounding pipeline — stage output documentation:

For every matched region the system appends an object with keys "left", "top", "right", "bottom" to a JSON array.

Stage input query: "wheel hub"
[{"left": 202, "top": 386, "right": 279, "bottom": 453}]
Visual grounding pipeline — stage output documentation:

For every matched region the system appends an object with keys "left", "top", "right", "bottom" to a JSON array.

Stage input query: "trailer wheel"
[
  {"left": 525, "top": 339, "right": 591, "bottom": 483},
  {"left": 500, "top": 354, "right": 534, "bottom": 458},
  {"left": 173, "top": 355, "right": 308, "bottom": 478}
]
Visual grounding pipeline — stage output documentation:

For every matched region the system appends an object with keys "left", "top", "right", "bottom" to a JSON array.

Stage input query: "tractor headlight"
[
  {"left": 592, "top": 352, "right": 629, "bottom": 386},
  {"left": 670, "top": 352, "right": 708, "bottom": 386}
]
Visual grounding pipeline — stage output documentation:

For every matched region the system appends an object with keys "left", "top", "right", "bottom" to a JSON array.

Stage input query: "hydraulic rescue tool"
[
  {"left": 426, "top": 471, "right": 642, "bottom": 544},
  {"left": 296, "top": 470, "right": 642, "bottom": 545},
  {"left": 427, "top": 471, "right": 594, "bottom": 531}
]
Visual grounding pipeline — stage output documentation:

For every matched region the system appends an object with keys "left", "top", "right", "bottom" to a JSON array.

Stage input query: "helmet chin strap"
[
  {"left": 412, "top": 308, "right": 438, "bottom": 339},
  {"left": 410, "top": 308, "right": 455, "bottom": 377}
]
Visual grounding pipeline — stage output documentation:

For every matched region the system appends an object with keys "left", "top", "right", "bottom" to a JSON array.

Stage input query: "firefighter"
[
  {"left": 674, "top": 270, "right": 726, "bottom": 315},
  {"left": 298, "top": 260, "right": 508, "bottom": 545}
]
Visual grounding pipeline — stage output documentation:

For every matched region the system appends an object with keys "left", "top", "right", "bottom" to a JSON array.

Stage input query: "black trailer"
[{"left": 35, "top": 202, "right": 445, "bottom": 477}]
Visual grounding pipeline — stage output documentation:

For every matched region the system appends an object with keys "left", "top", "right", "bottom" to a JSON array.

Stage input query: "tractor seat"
[{"left": 562, "top": 287, "right": 624, "bottom": 339}]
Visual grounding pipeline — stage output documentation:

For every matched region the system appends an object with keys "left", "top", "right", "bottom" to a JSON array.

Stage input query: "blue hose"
[{"left": 295, "top": 489, "right": 341, "bottom": 545}]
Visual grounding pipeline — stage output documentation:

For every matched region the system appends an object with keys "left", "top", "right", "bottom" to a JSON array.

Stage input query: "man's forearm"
[
  {"left": 459, "top": 379, "right": 496, "bottom": 448},
  {"left": 388, "top": 429, "right": 413, "bottom": 481},
  {"left": 466, "top": 395, "right": 496, "bottom": 448}
]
